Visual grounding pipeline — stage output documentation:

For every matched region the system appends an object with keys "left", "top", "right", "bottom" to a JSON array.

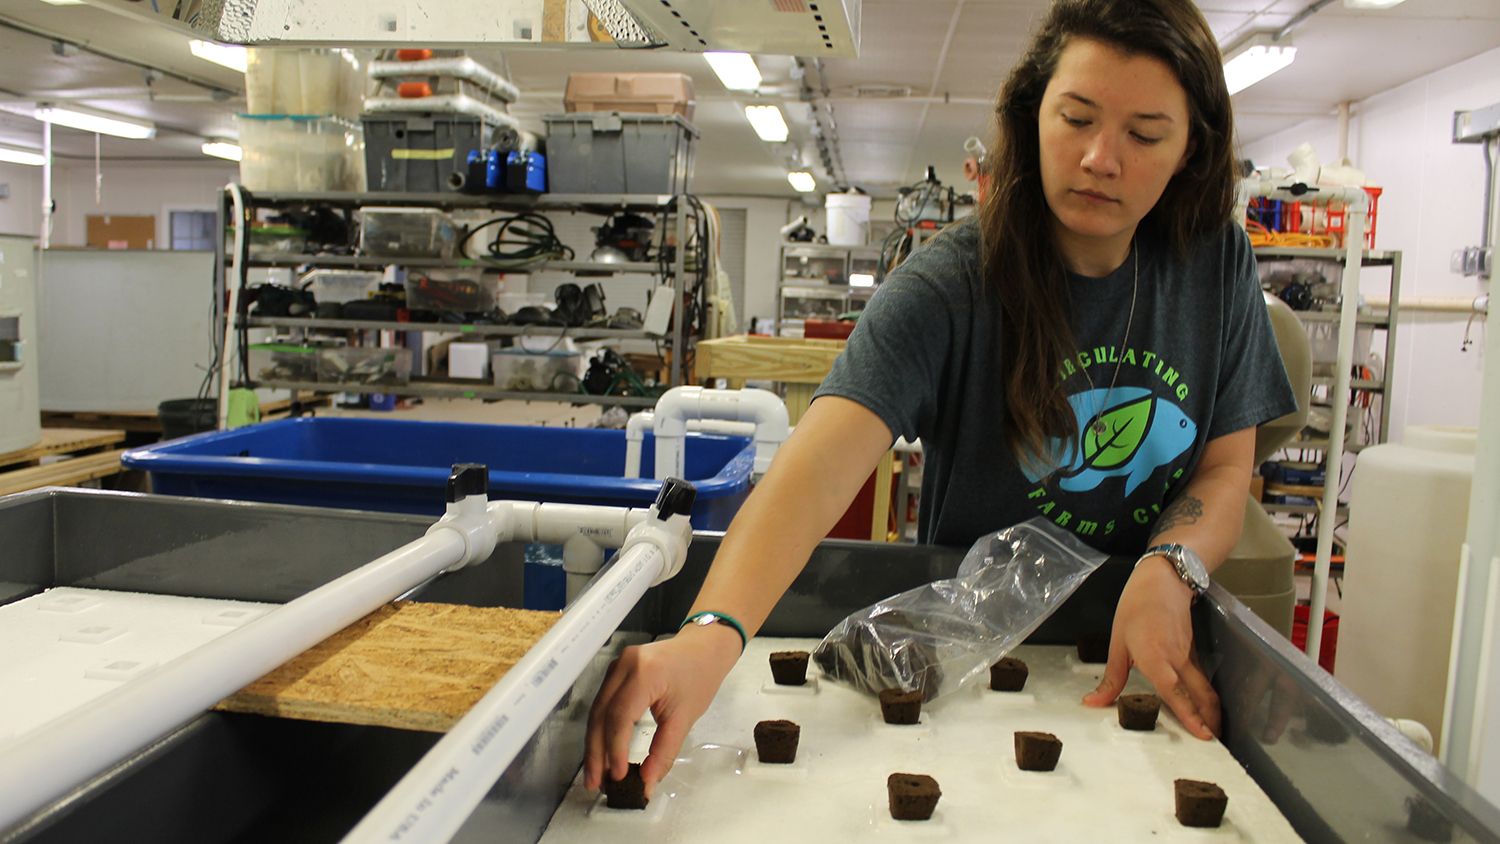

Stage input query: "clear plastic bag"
[{"left": 811, "top": 518, "right": 1108, "bottom": 701}]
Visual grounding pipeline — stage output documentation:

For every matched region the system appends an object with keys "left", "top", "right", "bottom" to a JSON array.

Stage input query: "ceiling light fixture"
[
  {"left": 201, "top": 140, "right": 243, "bottom": 162},
  {"left": 189, "top": 39, "right": 249, "bottom": 73},
  {"left": 37, "top": 0, "right": 87, "bottom": 6},
  {"left": 787, "top": 171, "right": 817, "bottom": 192},
  {"left": 705, "top": 52, "right": 762, "bottom": 91},
  {"left": 745, "top": 105, "right": 789, "bottom": 143},
  {"left": 1222, "top": 33, "right": 1296, "bottom": 96},
  {"left": 1342, "top": 0, "right": 1407, "bottom": 8},
  {"left": 35, "top": 105, "right": 156, "bottom": 139},
  {"left": 0, "top": 145, "right": 45, "bottom": 166}
]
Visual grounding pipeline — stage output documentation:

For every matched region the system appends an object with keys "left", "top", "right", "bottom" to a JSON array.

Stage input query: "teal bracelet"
[{"left": 679, "top": 610, "right": 748, "bottom": 653}]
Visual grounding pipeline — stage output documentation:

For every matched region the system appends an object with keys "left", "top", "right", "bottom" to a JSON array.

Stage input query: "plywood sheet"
[{"left": 216, "top": 601, "right": 560, "bottom": 732}]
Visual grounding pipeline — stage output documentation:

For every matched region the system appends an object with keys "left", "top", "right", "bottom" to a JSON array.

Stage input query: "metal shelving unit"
[
  {"left": 776, "top": 242, "right": 881, "bottom": 334},
  {"left": 253, "top": 379, "right": 658, "bottom": 408},
  {"left": 1254, "top": 246, "right": 1402, "bottom": 515},
  {"left": 219, "top": 187, "right": 690, "bottom": 405},
  {"left": 245, "top": 316, "right": 658, "bottom": 341}
]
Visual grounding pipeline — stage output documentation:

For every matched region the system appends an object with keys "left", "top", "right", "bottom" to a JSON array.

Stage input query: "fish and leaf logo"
[{"left": 1024, "top": 386, "right": 1198, "bottom": 496}]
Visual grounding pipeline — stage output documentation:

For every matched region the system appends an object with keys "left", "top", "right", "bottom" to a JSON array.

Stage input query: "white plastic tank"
[
  {"left": 825, "top": 189, "right": 872, "bottom": 246},
  {"left": 1339, "top": 425, "right": 1477, "bottom": 753},
  {"left": 0, "top": 234, "right": 39, "bottom": 455}
]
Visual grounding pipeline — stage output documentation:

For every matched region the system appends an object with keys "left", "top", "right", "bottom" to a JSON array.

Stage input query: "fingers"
[
  {"left": 585, "top": 649, "right": 650, "bottom": 790},
  {"left": 640, "top": 709, "right": 690, "bottom": 798},
  {"left": 1139, "top": 658, "right": 1214, "bottom": 741},
  {"left": 583, "top": 657, "right": 627, "bottom": 791},
  {"left": 1177, "top": 659, "right": 1222, "bottom": 738},
  {"left": 1081, "top": 632, "right": 1131, "bottom": 707}
]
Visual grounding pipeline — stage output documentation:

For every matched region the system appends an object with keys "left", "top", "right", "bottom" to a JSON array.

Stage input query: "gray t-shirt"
[{"left": 815, "top": 216, "right": 1297, "bottom": 555}]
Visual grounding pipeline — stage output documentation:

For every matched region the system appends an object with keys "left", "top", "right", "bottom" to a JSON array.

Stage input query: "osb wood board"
[
  {"left": 216, "top": 601, "right": 561, "bottom": 733},
  {"left": 0, "top": 449, "right": 126, "bottom": 497},
  {"left": 695, "top": 335, "right": 846, "bottom": 384},
  {"left": 0, "top": 428, "right": 124, "bottom": 468}
]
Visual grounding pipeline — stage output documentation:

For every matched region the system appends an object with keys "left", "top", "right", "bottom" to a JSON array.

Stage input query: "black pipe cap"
[
  {"left": 652, "top": 477, "right": 696, "bottom": 521},
  {"left": 446, "top": 463, "right": 489, "bottom": 503}
]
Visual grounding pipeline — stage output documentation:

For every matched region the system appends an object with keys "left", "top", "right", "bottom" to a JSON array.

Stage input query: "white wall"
[
  {"left": 1241, "top": 46, "right": 1500, "bottom": 443},
  {"left": 50, "top": 161, "right": 237, "bottom": 248},
  {"left": 0, "top": 159, "right": 236, "bottom": 246},
  {"left": 0, "top": 164, "right": 42, "bottom": 238}
]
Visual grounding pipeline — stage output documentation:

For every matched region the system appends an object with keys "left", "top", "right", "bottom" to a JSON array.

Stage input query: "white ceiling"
[{"left": 0, "top": 0, "right": 1495, "bottom": 196}]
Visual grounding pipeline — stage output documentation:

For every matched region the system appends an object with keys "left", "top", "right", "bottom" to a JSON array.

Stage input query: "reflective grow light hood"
[{"left": 83, "top": 0, "right": 860, "bottom": 55}]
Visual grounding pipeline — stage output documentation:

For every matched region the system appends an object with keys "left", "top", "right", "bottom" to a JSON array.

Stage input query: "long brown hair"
[{"left": 982, "top": 0, "right": 1238, "bottom": 469}]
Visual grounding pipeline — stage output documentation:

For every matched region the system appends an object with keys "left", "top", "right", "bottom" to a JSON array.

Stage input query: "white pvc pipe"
[
  {"left": 627, "top": 411, "right": 771, "bottom": 479},
  {"left": 653, "top": 386, "right": 790, "bottom": 481},
  {"left": 0, "top": 528, "right": 469, "bottom": 832},
  {"left": 625, "top": 411, "right": 651, "bottom": 479},
  {"left": 1365, "top": 295, "right": 1488, "bottom": 315},
  {"left": 342, "top": 539, "right": 674, "bottom": 842}
]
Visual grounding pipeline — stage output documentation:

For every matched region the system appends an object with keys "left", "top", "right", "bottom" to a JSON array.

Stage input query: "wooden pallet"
[
  {"left": 42, "top": 394, "right": 330, "bottom": 433},
  {"left": 0, "top": 449, "right": 127, "bottom": 497},
  {"left": 0, "top": 428, "right": 126, "bottom": 471},
  {"left": 216, "top": 601, "right": 560, "bottom": 732}
]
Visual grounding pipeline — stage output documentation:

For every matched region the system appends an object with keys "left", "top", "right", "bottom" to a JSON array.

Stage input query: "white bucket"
[{"left": 825, "top": 191, "right": 871, "bottom": 246}]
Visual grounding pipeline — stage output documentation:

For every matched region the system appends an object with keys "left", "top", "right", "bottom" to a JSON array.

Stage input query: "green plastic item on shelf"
[{"left": 226, "top": 389, "right": 262, "bottom": 429}]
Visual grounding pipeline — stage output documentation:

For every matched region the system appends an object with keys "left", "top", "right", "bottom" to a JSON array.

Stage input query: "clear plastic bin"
[
  {"left": 493, "top": 348, "right": 581, "bottom": 393},
  {"left": 245, "top": 48, "right": 368, "bottom": 120},
  {"left": 237, "top": 115, "right": 366, "bottom": 192},
  {"left": 317, "top": 346, "right": 412, "bottom": 385},
  {"left": 248, "top": 343, "right": 321, "bottom": 383},
  {"left": 405, "top": 274, "right": 495, "bottom": 313},
  {"left": 301, "top": 269, "right": 382, "bottom": 304},
  {"left": 359, "top": 207, "right": 457, "bottom": 258}
]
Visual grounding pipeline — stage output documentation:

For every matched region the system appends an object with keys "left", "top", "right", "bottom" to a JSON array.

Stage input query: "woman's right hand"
[{"left": 584, "top": 621, "right": 743, "bottom": 796}]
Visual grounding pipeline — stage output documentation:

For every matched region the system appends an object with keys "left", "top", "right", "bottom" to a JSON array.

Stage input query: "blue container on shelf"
[{"left": 122, "top": 418, "right": 755, "bottom": 608}]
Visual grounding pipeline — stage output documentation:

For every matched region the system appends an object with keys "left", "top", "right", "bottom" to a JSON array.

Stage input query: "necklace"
[{"left": 1077, "top": 241, "right": 1138, "bottom": 438}]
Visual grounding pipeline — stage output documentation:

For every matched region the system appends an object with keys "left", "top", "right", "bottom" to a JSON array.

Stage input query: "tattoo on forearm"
[{"left": 1151, "top": 494, "right": 1204, "bottom": 538}]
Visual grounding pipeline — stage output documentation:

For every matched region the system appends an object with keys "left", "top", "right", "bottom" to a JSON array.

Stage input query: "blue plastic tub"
[{"left": 122, "top": 417, "right": 754, "bottom": 527}]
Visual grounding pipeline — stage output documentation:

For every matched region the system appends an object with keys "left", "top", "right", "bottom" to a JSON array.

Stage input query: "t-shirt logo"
[{"left": 1024, "top": 386, "right": 1198, "bottom": 496}]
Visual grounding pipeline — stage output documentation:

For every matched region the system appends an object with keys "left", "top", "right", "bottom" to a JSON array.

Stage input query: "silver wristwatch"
[{"left": 1138, "top": 543, "right": 1210, "bottom": 594}]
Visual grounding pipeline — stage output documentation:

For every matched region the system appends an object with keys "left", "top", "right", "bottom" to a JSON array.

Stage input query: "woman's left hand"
[{"left": 1081, "top": 556, "right": 1221, "bottom": 740}]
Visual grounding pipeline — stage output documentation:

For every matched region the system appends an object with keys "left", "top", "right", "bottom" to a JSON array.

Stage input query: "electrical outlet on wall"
[{"left": 1452, "top": 246, "right": 1492, "bottom": 279}]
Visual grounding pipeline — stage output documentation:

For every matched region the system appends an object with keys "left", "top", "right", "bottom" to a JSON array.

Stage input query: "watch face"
[{"left": 1178, "top": 547, "right": 1210, "bottom": 590}]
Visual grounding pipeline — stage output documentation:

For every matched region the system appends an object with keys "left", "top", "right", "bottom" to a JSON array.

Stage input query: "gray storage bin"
[
  {"left": 543, "top": 112, "right": 697, "bottom": 195},
  {"left": 361, "top": 114, "right": 497, "bottom": 193}
]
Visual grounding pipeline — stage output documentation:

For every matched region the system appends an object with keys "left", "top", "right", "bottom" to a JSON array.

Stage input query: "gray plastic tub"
[
  {"left": 2, "top": 488, "right": 1498, "bottom": 843},
  {"left": 542, "top": 112, "right": 697, "bottom": 195}
]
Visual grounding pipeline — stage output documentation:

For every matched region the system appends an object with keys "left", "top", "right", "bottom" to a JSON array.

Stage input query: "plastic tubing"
[
  {"left": 652, "top": 386, "right": 790, "bottom": 481},
  {"left": 0, "top": 529, "right": 469, "bottom": 833},
  {"left": 341, "top": 541, "right": 669, "bottom": 843}
]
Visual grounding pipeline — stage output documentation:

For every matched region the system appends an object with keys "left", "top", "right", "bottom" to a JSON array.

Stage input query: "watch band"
[
  {"left": 679, "top": 610, "right": 748, "bottom": 653},
  {"left": 1136, "top": 543, "right": 1208, "bottom": 594}
]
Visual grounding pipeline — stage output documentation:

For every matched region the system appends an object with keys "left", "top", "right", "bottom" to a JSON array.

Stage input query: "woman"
[{"left": 586, "top": 0, "right": 1297, "bottom": 795}]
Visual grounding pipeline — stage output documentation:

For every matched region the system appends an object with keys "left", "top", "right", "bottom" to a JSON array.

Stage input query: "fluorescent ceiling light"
[
  {"left": 37, "top": 0, "right": 87, "bottom": 6},
  {"left": 1222, "top": 34, "right": 1296, "bottom": 96},
  {"left": 35, "top": 105, "right": 156, "bottom": 139},
  {"left": 1342, "top": 0, "right": 1406, "bottom": 7},
  {"left": 201, "top": 140, "right": 243, "bottom": 162},
  {"left": 189, "top": 39, "right": 249, "bottom": 73},
  {"left": 745, "top": 105, "right": 789, "bottom": 143},
  {"left": 787, "top": 171, "right": 816, "bottom": 192},
  {"left": 0, "top": 145, "right": 45, "bottom": 166},
  {"left": 849, "top": 273, "right": 875, "bottom": 288},
  {"left": 705, "top": 52, "right": 761, "bottom": 91}
]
